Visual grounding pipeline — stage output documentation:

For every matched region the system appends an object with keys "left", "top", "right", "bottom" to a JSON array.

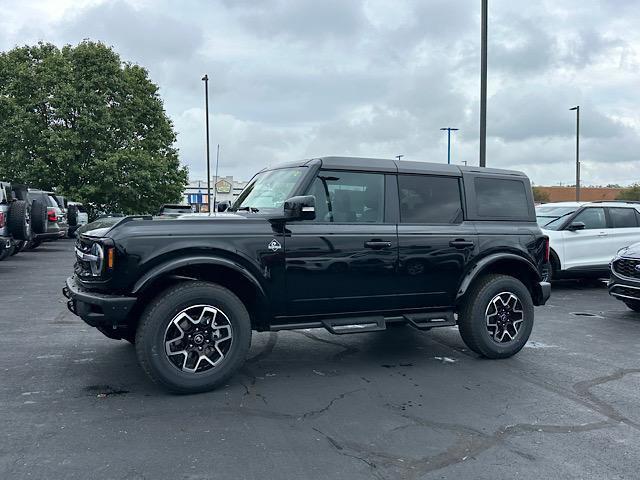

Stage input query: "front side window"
[
  {"left": 572, "top": 207, "right": 606, "bottom": 229},
  {"left": 306, "top": 170, "right": 384, "bottom": 223},
  {"left": 232, "top": 167, "right": 305, "bottom": 212},
  {"left": 609, "top": 207, "right": 638, "bottom": 228},
  {"left": 399, "top": 175, "right": 462, "bottom": 224}
]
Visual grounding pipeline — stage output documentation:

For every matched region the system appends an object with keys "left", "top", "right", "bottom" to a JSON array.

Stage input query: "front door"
[
  {"left": 395, "top": 174, "right": 477, "bottom": 308},
  {"left": 561, "top": 207, "right": 608, "bottom": 270},
  {"left": 284, "top": 170, "right": 398, "bottom": 317}
]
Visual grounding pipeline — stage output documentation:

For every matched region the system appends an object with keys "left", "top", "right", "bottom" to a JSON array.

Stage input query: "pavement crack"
[{"left": 300, "top": 388, "right": 363, "bottom": 419}]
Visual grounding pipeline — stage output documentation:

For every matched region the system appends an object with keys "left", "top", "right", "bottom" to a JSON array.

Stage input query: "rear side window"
[
  {"left": 398, "top": 175, "right": 462, "bottom": 224},
  {"left": 609, "top": 208, "right": 638, "bottom": 228},
  {"left": 475, "top": 177, "right": 529, "bottom": 218}
]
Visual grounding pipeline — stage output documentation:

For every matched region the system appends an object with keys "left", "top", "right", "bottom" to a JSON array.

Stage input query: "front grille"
[
  {"left": 613, "top": 258, "right": 640, "bottom": 279},
  {"left": 74, "top": 238, "right": 93, "bottom": 278},
  {"left": 610, "top": 285, "right": 640, "bottom": 300}
]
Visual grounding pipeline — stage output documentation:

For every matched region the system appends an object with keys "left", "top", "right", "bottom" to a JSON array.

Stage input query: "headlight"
[{"left": 89, "top": 243, "right": 104, "bottom": 276}]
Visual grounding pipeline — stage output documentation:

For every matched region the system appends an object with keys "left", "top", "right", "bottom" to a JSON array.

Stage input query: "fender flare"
[
  {"left": 132, "top": 255, "right": 267, "bottom": 300},
  {"left": 455, "top": 253, "right": 541, "bottom": 301}
]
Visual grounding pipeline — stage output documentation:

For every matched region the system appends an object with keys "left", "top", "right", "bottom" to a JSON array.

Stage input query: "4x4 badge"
[{"left": 268, "top": 239, "right": 282, "bottom": 252}]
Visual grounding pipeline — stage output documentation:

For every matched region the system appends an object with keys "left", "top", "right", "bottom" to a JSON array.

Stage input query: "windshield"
[
  {"left": 232, "top": 167, "right": 305, "bottom": 212},
  {"left": 536, "top": 206, "right": 577, "bottom": 228}
]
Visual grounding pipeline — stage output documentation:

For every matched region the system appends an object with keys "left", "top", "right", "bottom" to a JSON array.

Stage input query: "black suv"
[
  {"left": 63, "top": 157, "right": 550, "bottom": 393},
  {"left": 608, "top": 242, "right": 640, "bottom": 311}
]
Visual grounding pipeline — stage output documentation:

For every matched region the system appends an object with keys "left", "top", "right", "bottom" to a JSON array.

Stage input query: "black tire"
[
  {"left": 0, "top": 246, "right": 12, "bottom": 261},
  {"left": 12, "top": 241, "right": 26, "bottom": 255},
  {"left": 135, "top": 281, "right": 252, "bottom": 394},
  {"left": 623, "top": 301, "right": 640, "bottom": 313},
  {"left": 7, "top": 200, "right": 31, "bottom": 240},
  {"left": 31, "top": 200, "right": 48, "bottom": 234},
  {"left": 24, "top": 239, "right": 42, "bottom": 250},
  {"left": 458, "top": 274, "right": 534, "bottom": 359},
  {"left": 67, "top": 205, "right": 78, "bottom": 227}
]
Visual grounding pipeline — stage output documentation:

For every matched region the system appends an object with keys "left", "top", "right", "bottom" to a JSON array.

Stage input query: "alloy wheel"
[{"left": 485, "top": 292, "right": 524, "bottom": 343}]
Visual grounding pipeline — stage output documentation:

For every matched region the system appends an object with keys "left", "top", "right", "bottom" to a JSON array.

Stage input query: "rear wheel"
[
  {"left": 623, "top": 300, "right": 640, "bottom": 312},
  {"left": 458, "top": 274, "right": 534, "bottom": 358},
  {"left": 135, "top": 281, "right": 252, "bottom": 393},
  {"left": 7, "top": 200, "right": 31, "bottom": 240}
]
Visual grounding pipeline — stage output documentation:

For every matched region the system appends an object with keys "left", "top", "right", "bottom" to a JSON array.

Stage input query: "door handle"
[
  {"left": 449, "top": 239, "right": 474, "bottom": 249},
  {"left": 364, "top": 240, "right": 392, "bottom": 249},
  {"left": 597, "top": 231, "right": 607, "bottom": 237}
]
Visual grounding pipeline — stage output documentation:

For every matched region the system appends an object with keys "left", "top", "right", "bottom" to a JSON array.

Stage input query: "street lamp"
[
  {"left": 570, "top": 106, "right": 580, "bottom": 201},
  {"left": 479, "top": 0, "right": 488, "bottom": 167},
  {"left": 440, "top": 127, "right": 459, "bottom": 164},
  {"left": 396, "top": 155, "right": 404, "bottom": 161},
  {"left": 202, "top": 74, "right": 212, "bottom": 214}
]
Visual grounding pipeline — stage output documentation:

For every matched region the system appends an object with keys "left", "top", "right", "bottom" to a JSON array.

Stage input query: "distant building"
[
  {"left": 536, "top": 186, "right": 623, "bottom": 203},
  {"left": 184, "top": 176, "right": 248, "bottom": 212}
]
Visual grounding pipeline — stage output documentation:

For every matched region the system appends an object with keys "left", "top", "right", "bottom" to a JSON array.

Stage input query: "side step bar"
[{"left": 271, "top": 311, "right": 456, "bottom": 335}]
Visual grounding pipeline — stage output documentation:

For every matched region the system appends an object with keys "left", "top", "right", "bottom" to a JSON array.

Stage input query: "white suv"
[{"left": 537, "top": 201, "right": 640, "bottom": 280}]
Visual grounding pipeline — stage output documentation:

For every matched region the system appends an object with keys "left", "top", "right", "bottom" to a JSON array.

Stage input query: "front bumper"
[
  {"left": 608, "top": 270, "right": 640, "bottom": 302},
  {"left": 533, "top": 281, "right": 551, "bottom": 306},
  {"left": 62, "top": 276, "right": 137, "bottom": 327}
]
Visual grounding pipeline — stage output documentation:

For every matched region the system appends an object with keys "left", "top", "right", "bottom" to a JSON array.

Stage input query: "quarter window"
[
  {"left": 475, "top": 178, "right": 529, "bottom": 218},
  {"left": 609, "top": 208, "right": 638, "bottom": 228},
  {"left": 306, "top": 171, "right": 385, "bottom": 223},
  {"left": 572, "top": 207, "right": 606, "bottom": 229},
  {"left": 398, "top": 175, "right": 462, "bottom": 224}
]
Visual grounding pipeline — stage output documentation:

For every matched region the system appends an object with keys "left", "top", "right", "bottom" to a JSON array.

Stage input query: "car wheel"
[
  {"left": 0, "top": 246, "right": 12, "bottom": 261},
  {"left": 30, "top": 200, "right": 48, "bottom": 234},
  {"left": 135, "top": 281, "right": 252, "bottom": 394},
  {"left": 12, "top": 241, "right": 26, "bottom": 255},
  {"left": 623, "top": 300, "right": 640, "bottom": 313},
  {"left": 458, "top": 274, "right": 534, "bottom": 359},
  {"left": 8, "top": 200, "right": 31, "bottom": 240}
]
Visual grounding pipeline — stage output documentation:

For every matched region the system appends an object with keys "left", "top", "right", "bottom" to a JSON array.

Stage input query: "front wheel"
[
  {"left": 458, "top": 274, "right": 534, "bottom": 358},
  {"left": 135, "top": 281, "right": 252, "bottom": 394}
]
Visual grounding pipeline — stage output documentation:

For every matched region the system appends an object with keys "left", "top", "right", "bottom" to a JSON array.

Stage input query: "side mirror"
[
  {"left": 284, "top": 195, "right": 315, "bottom": 221},
  {"left": 567, "top": 221, "right": 586, "bottom": 231},
  {"left": 217, "top": 201, "right": 229, "bottom": 213}
]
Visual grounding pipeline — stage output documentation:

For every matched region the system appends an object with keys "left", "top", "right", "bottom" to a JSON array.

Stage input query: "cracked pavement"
[{"left": 1, "top": 240, "right": 639, "bottom": 479}]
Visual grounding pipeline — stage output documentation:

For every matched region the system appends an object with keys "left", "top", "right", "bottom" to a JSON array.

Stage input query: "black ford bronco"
[{"left": 63, "top": 157, "right": 550, "bottom": 393}]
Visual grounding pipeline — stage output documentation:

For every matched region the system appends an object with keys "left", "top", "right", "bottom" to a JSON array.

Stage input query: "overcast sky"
[{"left": 1, "top": 0, "right": 639, "bottom": 186}]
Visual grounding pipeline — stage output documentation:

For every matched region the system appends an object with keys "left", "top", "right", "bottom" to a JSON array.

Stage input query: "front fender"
[
  {"left": 131, "top": 255, "right": 267, "bottom": 299},
  {"left": 456, "top": 253, "right": 542, "bottom": 301}
]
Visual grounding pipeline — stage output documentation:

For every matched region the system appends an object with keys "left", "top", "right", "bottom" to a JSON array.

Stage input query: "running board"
[
  {"left": 403, "top": 312, "right": 456, "bottom": 330},
  {"left": 321, "top": 316, "right": 386, "bottom": 335}
]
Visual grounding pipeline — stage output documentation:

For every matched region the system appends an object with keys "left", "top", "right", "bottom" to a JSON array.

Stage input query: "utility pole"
[
  {"left": 202, "top": 74, "right": 212, "bottom": 214},
  {"left": 479, "top": 0, "right": 488, "bottom": 167},
  {"left": 570, "top": 106, "right": 580, "bottom": 201},
  {"left": 440, "top": 127, "right": 459, "bottom": 164},
  {"left": 213, "top": 144, "right": 220, "bottom": 212}
]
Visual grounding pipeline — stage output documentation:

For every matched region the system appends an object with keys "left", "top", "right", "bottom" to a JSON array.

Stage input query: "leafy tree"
[
  {"left": 532, "top": 186, "right": 550, "bottom": 203},
  {"left": 617, "top": 184, "right": 640, "bottom": 201},
  {"left": 0, "top": 41, "right": 188, "bottom": 216}
]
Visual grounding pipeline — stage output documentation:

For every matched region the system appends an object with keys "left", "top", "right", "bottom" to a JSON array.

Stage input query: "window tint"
[
  {"left": 398, "top": 175, "right": 462, "bottom": 224},
  {"left": 475, "top": 178, "right": 530, "bottom": 218},
  {"left": 609, "top": 207, "right": 638, "bottom": 228},
  {"left": 306, "top": 171, "right": 384, "bottom": 223},
  {"left": 572, "top": 207, "right": 606, "bottom": 229}
]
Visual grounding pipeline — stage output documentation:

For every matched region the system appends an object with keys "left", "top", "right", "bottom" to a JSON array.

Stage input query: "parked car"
[
  {"left": 608, "top": 242, "right": 640, "bottom": 311},
  {"left": 63, "top": 156, "right": 550, "bottom": 393},
  {"left": 25, "top": 190, "right": 68, "bottom": 249},
  {"left": 538, "top": 201, "right": 640, "bottom": 281},
  {"left": 0, "top": 181, "right": 31, "bottom": 260},
  {"left": 67, "top": 202, "right": 89, "bottom": 237},
  {"left": 158, "top": 204, "right": 194, "bottom": 217}
]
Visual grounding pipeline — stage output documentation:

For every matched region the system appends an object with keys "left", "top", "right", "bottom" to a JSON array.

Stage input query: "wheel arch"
[
  {"left": 456, "top": 254, "right": 543, "bottom": 306},
  {"left": 130, "top": 256, "right": 270, "bottom": 331}
]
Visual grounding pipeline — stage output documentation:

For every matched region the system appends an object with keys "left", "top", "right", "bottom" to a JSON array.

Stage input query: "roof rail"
[{"left": 588, "top": 200, "right": 640, "bottom": 204}]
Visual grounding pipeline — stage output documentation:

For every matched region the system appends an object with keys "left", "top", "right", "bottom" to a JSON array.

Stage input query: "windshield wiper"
[{"left": 236, "top": 206, "right": 260, "bottom": 213}]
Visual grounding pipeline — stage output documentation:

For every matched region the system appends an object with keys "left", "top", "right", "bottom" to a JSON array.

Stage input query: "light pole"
[
  {"left": 479, "top": 0, "right": 488, "bottom": 167},
  {"left": 202, "top": 74, "right": 212, "bottom": 214},
  {"left": 213, "top": 144, "right": 220, "bottom": 212},
  {"left": 396, "top": 155, "right": 404, "bottom": 161},
  {"left": 570, "top": 106, "right": 580, "bottom": 201},
  {"left": 440, "top": 127, "right": 459, "bottom": 164}
]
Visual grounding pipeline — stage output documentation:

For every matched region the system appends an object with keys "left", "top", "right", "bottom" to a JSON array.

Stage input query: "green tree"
[
  {"left": 617, "top": 184, "right": 640, "bottom": 201},
  {"left": 0, "top": 41, "right": 188, "bottom": 216},
  {"left": 532, "top": 186, "right": 550, "bottom": 203}
]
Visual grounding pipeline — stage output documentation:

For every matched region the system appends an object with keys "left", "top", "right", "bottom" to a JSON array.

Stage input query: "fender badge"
[{"left": 268, "top": 239, "right": 282, "bottom": 252}]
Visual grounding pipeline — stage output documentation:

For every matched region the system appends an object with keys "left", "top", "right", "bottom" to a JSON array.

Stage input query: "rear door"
[
  {"left": 396, "top": 174, "right": 476, "bottom": 308},
  {"left": 284, "top": 170, "right": 399, "bottom": 316}
]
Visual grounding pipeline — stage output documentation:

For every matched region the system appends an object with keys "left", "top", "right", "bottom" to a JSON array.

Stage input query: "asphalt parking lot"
[{"left": 1, "top": 240, "right": 639, "bottom": 480}]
